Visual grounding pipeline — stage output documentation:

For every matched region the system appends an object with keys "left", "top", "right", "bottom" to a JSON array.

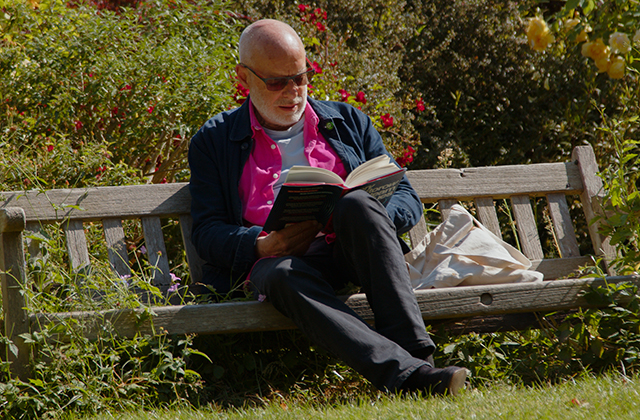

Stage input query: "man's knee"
[
  {"left": 334, "top": 189, "right": 391, "bottom": 231},
  {"left": 334, "top": 190, "right": 378, "bottom": 220},
  {"left": 250, "top": 257, "right": 295, "bottom": 294}
]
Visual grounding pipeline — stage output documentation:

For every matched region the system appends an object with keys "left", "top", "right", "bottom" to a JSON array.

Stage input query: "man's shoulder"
[
  {"left": 194, "top": 101, "right": 252, "bottom": 144},
  {"left": 309, "top": 98, "right": 365, "bottom": 120}
]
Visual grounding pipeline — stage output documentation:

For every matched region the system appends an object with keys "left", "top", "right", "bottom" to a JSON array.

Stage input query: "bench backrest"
[{"left": 0, "top": 145, "right": 613, "bottom": 289}]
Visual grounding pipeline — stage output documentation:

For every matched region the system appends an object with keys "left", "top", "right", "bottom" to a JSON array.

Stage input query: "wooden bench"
[{"left": 2, "top": 144, "right": 638, "bottom": 380}]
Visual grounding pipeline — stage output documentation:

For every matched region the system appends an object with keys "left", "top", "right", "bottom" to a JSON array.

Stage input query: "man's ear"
[{"left": 235, "top": 64, "right": 250, "bottom": 91}]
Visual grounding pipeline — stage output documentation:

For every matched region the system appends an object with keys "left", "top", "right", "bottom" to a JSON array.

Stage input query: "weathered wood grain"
[
  {"left": 474, "top": 197, "right": 502, "bottom": 239},
  {"left": 31, "top": 276, "right": 640, "bottom": 341},
  {"left": 529, "top": 256, "right": 592, "bottom": 279},
  {"left": 406, "top": 162, "right": 583, "bottom": 202},
  {"left": 0, "top": 183, "right": 191, "bottom": 223},
  {"left": 64, "top": 219, "right": 90, "bottom": 272},
  {"left": 1, "top": 208, "right": 30, "bottom": 380},
  {"left": 547, "top": 193, "right": 580, "bottom": 258},
  {"left": 572, "top": 146, "right": 616, "bottom": 268},
  {"left": 511, "top": 195, "right": 544, "bottom": 260},
  {"left": 102, "top": 218, "right": 131, "bottom": 278},
  {"left": 438, "top": 199, "right": 457, "bottom": 221},
  {"left": 179, "top": 214, "right": 205, "bottom": 284},
  {"left": 141, "top": 217, "right": 171, "bottom": 286}
]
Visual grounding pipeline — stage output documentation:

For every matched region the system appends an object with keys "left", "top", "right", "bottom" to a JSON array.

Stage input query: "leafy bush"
[{"left": 0, "top": 0, "right": 240, "bottom": 190}]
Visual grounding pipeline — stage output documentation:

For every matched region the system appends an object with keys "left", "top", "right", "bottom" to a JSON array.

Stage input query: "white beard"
[{"left": 250, "top": 89, "right": 307, "bottom": 129}]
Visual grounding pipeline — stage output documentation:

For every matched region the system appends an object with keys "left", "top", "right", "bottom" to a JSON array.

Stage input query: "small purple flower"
[
  {"left": 168, "top": 273, "right": 181, "bottom": 293},
  {"left": 140, "top": 245, "right": 147, "bottom": 255},
  {"left": 117, "top": 274, "right": 131, "bottom": 286},
  {"left": 258, "top": 294, "right": 267, "bottom": 302}
]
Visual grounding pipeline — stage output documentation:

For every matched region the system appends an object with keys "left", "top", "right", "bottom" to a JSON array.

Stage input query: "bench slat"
[
  {"left": 1, "top": 208, "right": 30, "bottom": 380},
  {"left": 510, "top": 195, "right": 544, "bottom": 260},
  {"left": 474, "top": 197, "right": 502, "bottom": 239},
  {"left": 572, "top": 146, "right": 616, "bottom": 268},
  {"left": 407, "top": 214, "right": 428, "bottom": 249},
  {"left": 547, "top": 193, "right": 580, "bottom": 258},
  {"left": 530, "top": 256, "right": 590, "bottom": 279},
  {"left": 103, "top": 218, "right": 131, "bottom": 278},
  {"left": 25, "top": 221, "right": 43, "bottom": 260},
  {"left": 30, "top": 276, "right": 640, "bottom": 339},
  {"left": 179, "top": 214, "right": 205, "bottom": 284},
  {"left": 406, "top": 161, "right": 583, "bottom": 202},
  {"left": 438, "top": 199, "right": 457, "bottom": 221},
  {"left": 141, "top": 217, "right": 171, "bottom": 286},
  {"left": 0, "top": 183, "right": 191, "bottom": 223},
  {"left": 64, "top": 220, "right": 90, "bottom": 271}
]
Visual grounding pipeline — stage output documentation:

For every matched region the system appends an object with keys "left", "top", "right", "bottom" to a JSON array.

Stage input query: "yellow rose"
[
  {"left": 527, "top": 17, "right": 555, "bottom": 51},
  {"left": 608, "top": 56, "right": 626, "bottom": 79},
  {"left": 595, "top": 56, "right": 611, "bottom": 73},
  {"left": 609, "top": 32, "right": 631, "bottom": 54},
  {"left": 576, "top": 25, "right": 591, "bottom": 43},
  {"left": 582, "top": 38, "right": 609, "bottom": 61},
  {"left": 527, "top": 17, "right": 548, "bottom": 39},
  {"left": 581, "top": 41, "right": 594, "bottom": 58},
  {"left": 565, "top": 19, "right": 580, "bottom": 30}
]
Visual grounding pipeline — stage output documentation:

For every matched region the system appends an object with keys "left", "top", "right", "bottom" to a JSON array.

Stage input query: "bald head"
[{"left": 239, "top": 19, "right": 306, "bottom": 66}]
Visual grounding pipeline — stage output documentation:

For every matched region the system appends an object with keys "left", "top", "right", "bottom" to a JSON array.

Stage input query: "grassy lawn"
[{"left": 68, "top": 373, "right": 639, "bottom": 420}]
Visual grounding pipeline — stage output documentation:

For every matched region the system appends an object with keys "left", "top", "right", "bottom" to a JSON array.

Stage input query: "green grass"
[{"left": 67, "top": 373, "right": 640, "bottom": 420}]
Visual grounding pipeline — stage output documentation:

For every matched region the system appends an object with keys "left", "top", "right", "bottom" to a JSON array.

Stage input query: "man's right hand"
[{"left": 255, "top": 220, "right": 323, "bottom": 259}]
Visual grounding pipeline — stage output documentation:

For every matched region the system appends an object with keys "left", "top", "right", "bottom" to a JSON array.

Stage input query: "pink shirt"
[{"left": 238, "top": 100, "right": 347, "bottom": 227}]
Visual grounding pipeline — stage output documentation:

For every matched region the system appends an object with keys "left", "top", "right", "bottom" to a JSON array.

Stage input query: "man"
[{"left": 188, "top": 18, "right": 467, "bottom": 395}]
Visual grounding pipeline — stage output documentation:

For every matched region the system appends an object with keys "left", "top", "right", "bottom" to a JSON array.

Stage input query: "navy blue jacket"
[{"left": 188, "top": 97, "right": 423, "bottom": 294}]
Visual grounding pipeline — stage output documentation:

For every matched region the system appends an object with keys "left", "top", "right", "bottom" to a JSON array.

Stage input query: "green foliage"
[
  {"left": 434, "top": 281, "right": 640, "bottom": 386},
  {"left": 0, "top": 0, "right": 240, "bottom": 189},
  {"left": 593, "top": 112, "right": 640, "bottom": 275},
  {"left": 1, "top": 0, "right": 640, "bottom": 417}
]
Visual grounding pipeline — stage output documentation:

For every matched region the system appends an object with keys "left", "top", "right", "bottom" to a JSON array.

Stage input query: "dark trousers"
[{"left": 249, "top": 189, "right": 435, "bottom": 391}]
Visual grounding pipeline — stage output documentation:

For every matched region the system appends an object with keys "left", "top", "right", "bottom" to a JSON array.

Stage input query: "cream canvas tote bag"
[{"left": 406, "top": 204, "right": 544, "bottom": 289}]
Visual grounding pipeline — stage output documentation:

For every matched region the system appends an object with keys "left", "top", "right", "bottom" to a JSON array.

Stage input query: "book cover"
[{"left": 262, "top": 158, "right": 405, "bottom": 232}]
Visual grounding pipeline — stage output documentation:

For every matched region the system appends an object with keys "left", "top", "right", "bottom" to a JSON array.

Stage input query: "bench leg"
[{"left": 1, "top": 209, "right": 30, "bottom": 381}]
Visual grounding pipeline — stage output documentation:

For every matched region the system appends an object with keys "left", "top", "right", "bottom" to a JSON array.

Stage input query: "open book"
[{"left": 262, "top": 155, "right": 406, "bottom": 232}]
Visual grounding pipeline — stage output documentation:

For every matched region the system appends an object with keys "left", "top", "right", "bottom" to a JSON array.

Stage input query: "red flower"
[
  {"left": 120, "top": 84, "right": 132, "bottom": 91},
  {"left": 74, "top": 120, "right": 83, "bottom": 130},
  {"left": 147, "top": 105, "right": 154, "bottom": 114},
  {"left": 111, "top": 106, "right": 118, "bottom": 117},
  {"left": 396, "top": 146, "right": 416, "bottom": 167},
  {"left": 381, "top": 113, "right": 393, "bottom": 128},
  {"left": 415, "top": 98, "right": 425, "bottom": 112},
  {"left": 329, "top": 61, "right": 338, "bottom": 67},
  {"left": 46, "top": 144, "right": 54, "bottom": 152},
  {"left": 298, "top": 4, "right": 309, "bottom": 13},
  {"left": 338, "top": 89, "right": 350, "bottom": 102},
  {"left": 311, "top": 61, "right": 323, "bottom": 74},
  {"left": 316, "top": 22, "right": 326, "bottom": 32},
  {"left": 233, "top": 82, "right": 250, "bottom": 104},
  {"left": 355, "top": 91, "right": 366, "bottom": 104}
]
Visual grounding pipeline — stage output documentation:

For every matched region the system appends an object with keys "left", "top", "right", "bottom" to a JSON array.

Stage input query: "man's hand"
[{"left": 256, "top": 220, "right": 323, "bottom": 259}]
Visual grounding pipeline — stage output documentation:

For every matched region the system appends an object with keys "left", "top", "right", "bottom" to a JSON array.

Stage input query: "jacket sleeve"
[{"left": 188, "top": 128, "right": 261, "bottom": 277}]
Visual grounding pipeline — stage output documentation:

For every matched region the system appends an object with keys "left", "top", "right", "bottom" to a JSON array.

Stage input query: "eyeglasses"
[{"left": 240, "top": 64, "right": 315, "bottom": 91}]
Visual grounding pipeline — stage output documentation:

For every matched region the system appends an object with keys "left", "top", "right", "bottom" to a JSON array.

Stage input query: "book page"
[
  {"left": 344, "top": 155, "right": 400, "bottom": 187},
  {"left": 285, "top": 166, "right": 344, "bottom": 184}
]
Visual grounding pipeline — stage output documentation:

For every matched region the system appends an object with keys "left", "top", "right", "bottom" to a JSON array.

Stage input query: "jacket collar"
[{"left": 228, "top": 97, "right": 344, "bottom": 143}]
